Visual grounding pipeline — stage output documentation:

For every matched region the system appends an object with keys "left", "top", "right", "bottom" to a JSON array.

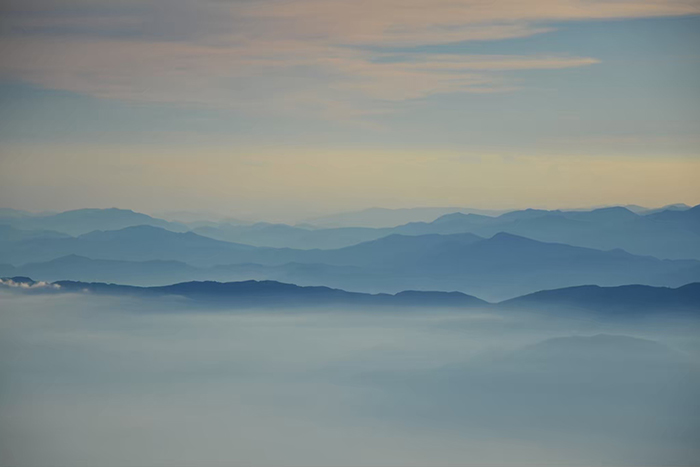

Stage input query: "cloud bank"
[
  {"left": 1, "top": 294, "right": 698, "bottom": 466},
  {"left": 1, "top": 0, "right": 696, "bottom": 116}
]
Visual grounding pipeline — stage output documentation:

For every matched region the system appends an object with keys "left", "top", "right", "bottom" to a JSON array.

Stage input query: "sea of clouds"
[{"left": 1, "top": 292, "right": 698, "bottom": 466}]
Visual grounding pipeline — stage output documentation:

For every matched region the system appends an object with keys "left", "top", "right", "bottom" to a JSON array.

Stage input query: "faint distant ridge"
[
  {"left": 0, "top": 208, "right": 189, "bottom": 236},
  {"left": 0, "top": 208, "right": 46, "bottom": 219},
  {"left": 304, "top": 207, "right": 510, "bottom": 228},
  {"left": 152, "top": 210, "right": 251, "bottom": 227},
  {"left": 636, "top": 203, "right": 692, "bottom": 215},
  {"left": 303, "top": 204, "right": 696, "bottom": 228}
]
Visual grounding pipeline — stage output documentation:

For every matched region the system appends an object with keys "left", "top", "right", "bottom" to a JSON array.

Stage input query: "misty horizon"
[
  {"left": 2, "top": 201, "right": 697, "bottom": 225},
  {"left": 1, "top": 1, "right": 699, "bottom": 466}
]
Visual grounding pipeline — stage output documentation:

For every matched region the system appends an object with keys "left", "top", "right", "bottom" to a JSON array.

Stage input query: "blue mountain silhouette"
[{"left": 3, "top": 277, "right": 698, "bottom": 314}]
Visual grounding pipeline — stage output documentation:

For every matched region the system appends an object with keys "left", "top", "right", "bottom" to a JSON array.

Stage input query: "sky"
[{"left": 0, "top": 0, "right": 699, "bottom": 222}]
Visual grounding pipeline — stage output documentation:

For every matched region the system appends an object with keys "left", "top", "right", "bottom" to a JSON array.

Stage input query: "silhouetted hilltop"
[
  {"left": 502, "top": 283, "right": 700, "bottom": 313},
  {"left": 41, "top": 279, "right": 488, "bottom": 308}
]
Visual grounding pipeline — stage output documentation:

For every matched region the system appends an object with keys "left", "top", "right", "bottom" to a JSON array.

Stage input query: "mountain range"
[
  {"left": 3, "top": 206, "right": 699, "bottom": 260},
  {"left": 194, "top": 206, "right": 700, "bottom": 259},
  {"left": 2, "top": 205, "right": 699, "bottom": 300},
  {"left": 2, "top": 228, "right": 700, "bottom": 300},
  {"left": 302, "top": 204, "right": 692, "bottom": 228},
  {"left": 3, "top": 277, "right": 697, "bottom": 314},
  {"left": 390, "top": 206, "right": 700, "bottom": 260}
]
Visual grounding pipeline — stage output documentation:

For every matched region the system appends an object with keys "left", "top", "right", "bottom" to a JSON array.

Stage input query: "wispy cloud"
[
  {"left": 0, "top": 0, "right": 697, "bottom": 116},
  {"left": 0, "top": 278, "right": 60, "bottom": 289}
]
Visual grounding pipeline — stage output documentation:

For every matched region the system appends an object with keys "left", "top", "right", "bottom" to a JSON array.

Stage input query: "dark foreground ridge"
[
  {"left": 502, "top": 283, "right": 700, "bottom": 313},
  {"left": 2, "top": 276, "right": 699, "bottom": 313},
  {"left": 0, "top": 276, "right": 487, "bottom": 308}
]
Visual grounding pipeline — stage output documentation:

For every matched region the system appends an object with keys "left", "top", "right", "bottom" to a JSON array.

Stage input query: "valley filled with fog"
[{"left": 1, "top": 292, "right": 698, "bottom": 467}]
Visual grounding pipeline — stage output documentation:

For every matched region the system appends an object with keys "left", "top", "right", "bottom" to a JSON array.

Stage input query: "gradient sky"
[{"left": 0, "top": 0, "right": 699, "bottom": 222}]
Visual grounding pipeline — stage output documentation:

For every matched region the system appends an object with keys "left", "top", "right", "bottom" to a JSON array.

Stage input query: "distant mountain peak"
[
  {"left": 488, "top": 231, "right": 534, "bottom": 243},
  {"left": 78, "top": 224, "right": 171, "bottom": 238},
  {"left": 431, "top": 212, "right": 493, "bottom": 224}
]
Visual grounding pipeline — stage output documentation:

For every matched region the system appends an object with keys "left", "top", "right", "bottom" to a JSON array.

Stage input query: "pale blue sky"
[{"left": 0, "top": 1, "right": 698, "bottom": 220}]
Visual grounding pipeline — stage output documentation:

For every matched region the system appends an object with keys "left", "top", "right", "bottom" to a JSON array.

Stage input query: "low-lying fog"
[{"left": 1, "top": 292, "right": 698, "bottom": 467}]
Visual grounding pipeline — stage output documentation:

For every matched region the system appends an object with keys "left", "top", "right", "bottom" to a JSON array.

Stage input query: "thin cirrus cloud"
[{"left": 0, "top": 0, "right": 697, "bottom": 116}]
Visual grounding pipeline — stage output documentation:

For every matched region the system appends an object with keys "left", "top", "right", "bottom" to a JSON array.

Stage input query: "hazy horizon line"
[{"left": 1, "top": 201, "right": 695, "bottom": 224}]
